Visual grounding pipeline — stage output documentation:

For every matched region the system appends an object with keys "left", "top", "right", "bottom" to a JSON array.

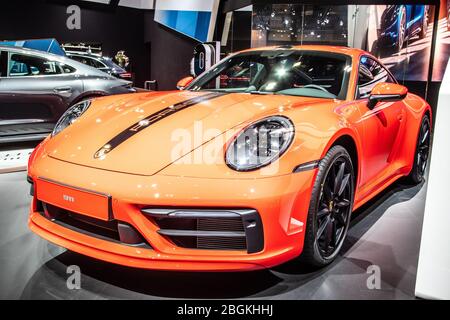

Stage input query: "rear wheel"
[
  {"left": 300, "top": 145, "right": 355, "bottom": 267},
  {"left": 407, "top": 115, "right": 431, "bottom": 184}
]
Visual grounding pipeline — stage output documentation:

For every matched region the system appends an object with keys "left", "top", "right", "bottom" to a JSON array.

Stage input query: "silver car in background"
[{"left": 0, "top": 45, "right": 135, "bottom": 143}]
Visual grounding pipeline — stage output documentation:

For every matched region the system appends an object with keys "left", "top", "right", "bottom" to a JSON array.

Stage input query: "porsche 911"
[{"left": 27, "top": 45, "right": 431, "bottom": 270}]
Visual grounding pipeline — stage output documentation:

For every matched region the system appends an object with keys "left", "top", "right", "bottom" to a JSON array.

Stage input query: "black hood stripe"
[{"left": 94, "top": 92, "right": 228, "bottom": 159}]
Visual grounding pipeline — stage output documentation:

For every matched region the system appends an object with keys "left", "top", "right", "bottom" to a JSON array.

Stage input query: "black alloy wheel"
[
  {"left": 315, "top": 157, "right": 353, "bottom": 259},
  {"left": 300, "top": 145, "right": 355, "bottom": 267}
]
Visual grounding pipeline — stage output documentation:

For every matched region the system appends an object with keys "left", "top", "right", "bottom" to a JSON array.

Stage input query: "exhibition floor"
[{"left": 0, "top": 163, "right": 427, "bottom": 300}]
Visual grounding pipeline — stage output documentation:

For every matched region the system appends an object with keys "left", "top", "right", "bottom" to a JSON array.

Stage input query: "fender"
[
  {"left": 401, "top": 94, "right": 432, "bottom": 174},
  {"left": 320, "top": 127, "right": 363, "bottom": 189}
]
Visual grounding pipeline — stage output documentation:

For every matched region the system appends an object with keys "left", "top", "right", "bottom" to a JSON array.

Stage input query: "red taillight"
[{"left": 119, "top": 73, "right": 132, "bottom": 79}]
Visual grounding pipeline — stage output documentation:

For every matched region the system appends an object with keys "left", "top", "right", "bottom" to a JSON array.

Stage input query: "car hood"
[{"left": 46, "top": 90, "right": 328, "bottom": 176}]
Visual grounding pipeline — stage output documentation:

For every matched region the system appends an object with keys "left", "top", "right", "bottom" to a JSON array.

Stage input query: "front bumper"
[{"left": 28, "top": 153, "right": 316, "bottom": 271}]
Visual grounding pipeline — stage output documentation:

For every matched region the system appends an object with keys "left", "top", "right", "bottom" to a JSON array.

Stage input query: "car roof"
[
  {"left": 0, "top": 45, "right": 117, "bottom": 78},
  {"left": 238, "top": 45, "right": 366, "bottom": 59}
]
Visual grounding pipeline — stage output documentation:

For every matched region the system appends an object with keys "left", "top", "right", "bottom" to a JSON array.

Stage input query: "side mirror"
[
  {"left": 176, "top": 76, "right": 194, "bottom": 90},
  {"left": 367, "top": 82, "right": 408, "bottom": 109}
]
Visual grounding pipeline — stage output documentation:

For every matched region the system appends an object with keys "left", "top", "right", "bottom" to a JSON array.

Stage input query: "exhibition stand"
[{"left": 415, "top": 61, "right": 450, "bottom": 300}]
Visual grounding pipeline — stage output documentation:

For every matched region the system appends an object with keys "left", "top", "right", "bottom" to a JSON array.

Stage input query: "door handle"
[{"left": 53, "top": 86, "right": 72, "bottom": 94}]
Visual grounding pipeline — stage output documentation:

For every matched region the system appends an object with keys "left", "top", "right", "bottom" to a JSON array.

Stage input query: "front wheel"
[
  {"left": 300, "top": 145, "right": 355, "bottom": 267},
  {"left": 407, "top": 115, "right": 431, "bottom": 184}
]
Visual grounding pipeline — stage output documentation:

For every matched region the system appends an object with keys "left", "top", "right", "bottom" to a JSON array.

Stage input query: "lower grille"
[
  {"left": 198, "top": 217, "right": 244, "bottom": 232},
  {"left": 142, "top": 208, "right": 264, "bottom": 253},
  {"left": 39, "top": 202, "right": 150, "bottom": 248},
  {"left": 197, "top": 236, "right": 247, "bottom": 250}
]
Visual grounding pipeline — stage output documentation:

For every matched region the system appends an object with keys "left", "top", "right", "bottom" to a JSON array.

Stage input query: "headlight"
[
  {"left": 225, "top": 116, "right": 294, "bottom": 171},
  {"left": 52, "top": 100, "right": 91, "bottom": 136}
]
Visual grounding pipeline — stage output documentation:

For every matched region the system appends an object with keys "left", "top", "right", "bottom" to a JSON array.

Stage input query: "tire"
[
  {"left": 406, "top": 115, "right": 431, "bottom": 184},
  {"left": 397, "top": 7, "right": 407, "bottom": 51},
  {"left": 299, "top": 145, "right": 355, "bottom": 267},
  {"left": 418, "top": 7, "right": 428, "bottom": 39},
  {"left": 447, "top": 10, "right": 450, "bottom": 31}
]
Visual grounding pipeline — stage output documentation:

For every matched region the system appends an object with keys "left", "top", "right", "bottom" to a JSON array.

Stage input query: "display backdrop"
[
  {"left": 416, "top": 57, "right": 450, "bottom": 300},
  {"left": 250, "top": 3, "right": 445, "bottom": 83},
  {"left": 431, "top": 0, "right": 450, "bottom": 80},
  {"left": 367, "top": 5, "right": 432, "bottom": 82}
]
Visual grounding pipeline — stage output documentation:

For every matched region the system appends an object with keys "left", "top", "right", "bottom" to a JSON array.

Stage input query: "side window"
[
  {"left": 8, "top": 54, "right": 75, "bottom": 77},
  {"left": 69, "top": 55, "right": 94, "bottom": 67},
  {"left": 90, "top": 58, "right": 106, "bottom": 69},
  {"left": 83, "top": 57, "right": 97, "bottom": 68},
  {"left": 0, "top": 51, "right": 7, "bottom": 77},
  {"left": 69, "top": 55, "right": 84, "bottom": 63},
  {"left": 60, "top": 63, "right": 76, "bottom": 74},
  {"left": 76, "top": 56, "right": 105, "bottom": 69},
  {"left": 357, "top": 56, "right": 394, "bottom": 98},
  {"left": 9, "top": 54, "right": 55, "bottom": 76}
]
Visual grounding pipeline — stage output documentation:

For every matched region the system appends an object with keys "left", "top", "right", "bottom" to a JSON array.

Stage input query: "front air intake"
[
  {"left": 141, "top": 208, "right": 264, "bottom": 253},
  {"left": 39, "top": 202, "right": 150, "bottom": 248}
]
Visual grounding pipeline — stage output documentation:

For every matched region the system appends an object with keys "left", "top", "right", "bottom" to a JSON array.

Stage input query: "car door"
[
  {"left": 354, "top": 56, "right": 406, "bottom": 194},
  {"left": 0, "top": 50, "right": 82, "bottom": 133}
]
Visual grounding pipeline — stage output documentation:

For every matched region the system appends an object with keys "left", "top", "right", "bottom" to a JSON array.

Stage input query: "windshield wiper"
[{"left": 246, "top": 91, "right": 274, "bottom": 95}]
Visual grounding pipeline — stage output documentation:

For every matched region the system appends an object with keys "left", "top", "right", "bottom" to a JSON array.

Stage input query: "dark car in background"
[
  {"left": 0, "top": 46, "right": 135, "bottom": 143},
  {"left": 65, "top": 51, "right": 132, "bottom": 81},
  {"left": 378, "top": 5, "right": 429, "bottom": 51}
]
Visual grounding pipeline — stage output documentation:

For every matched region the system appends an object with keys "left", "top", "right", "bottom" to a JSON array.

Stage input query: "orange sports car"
[{"left": 27, "top": 45, "right": 432, "bottom": 271}]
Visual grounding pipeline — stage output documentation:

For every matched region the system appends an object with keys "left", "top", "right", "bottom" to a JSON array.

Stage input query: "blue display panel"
[
  {"left": 155, "top": 10, "right": 211, "bottom": 42},
  {"left": 154, "top": 0, "right": 219, "bottom": 43},
  {"left": 0, "top": 38, "right": 65, "bottom": 56}
]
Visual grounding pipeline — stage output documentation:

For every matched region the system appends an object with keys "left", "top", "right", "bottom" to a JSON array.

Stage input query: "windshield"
[{"left": 188, "top": 50, "right": 352, "bottom": 100}]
